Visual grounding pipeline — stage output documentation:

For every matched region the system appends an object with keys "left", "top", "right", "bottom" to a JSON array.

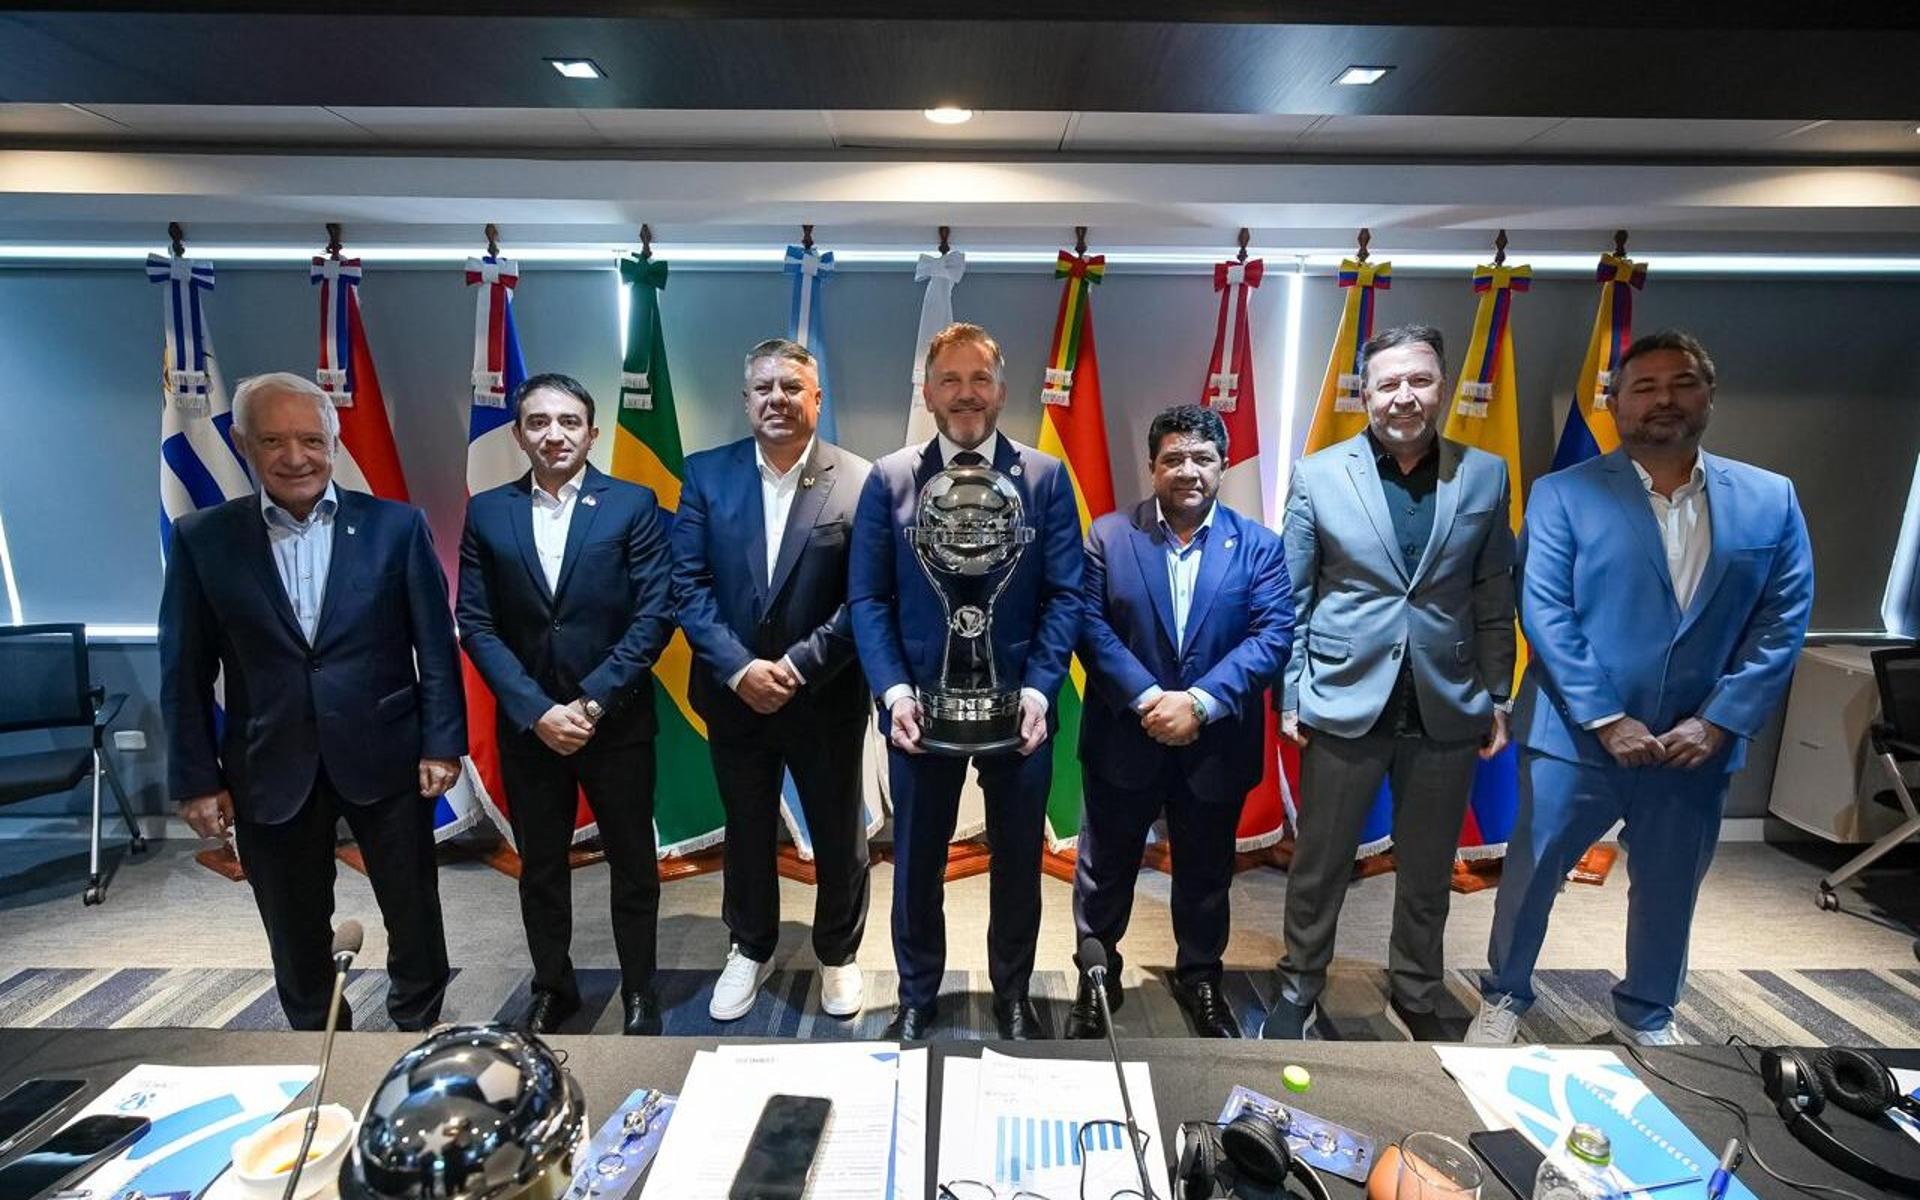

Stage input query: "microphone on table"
[
  {"left": 282, "top": 920, "right": 363, "bottom": 1200},
  {"left": 1079, "top": 936, "right": 1154, "bottom": 1200}
]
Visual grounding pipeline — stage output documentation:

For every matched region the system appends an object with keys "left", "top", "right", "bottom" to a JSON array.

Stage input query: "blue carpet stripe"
[{"left": 4, "top": 967, "right": 1914, "bottom": 1045}]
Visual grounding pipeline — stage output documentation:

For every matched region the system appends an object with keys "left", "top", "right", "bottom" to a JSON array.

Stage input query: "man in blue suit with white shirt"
[
  {"left": 850, "top": 322, "right": 1083, "bottom": 1041},
  {"left": 1070, "top": 405, "right": 1293, "bottom": 1039},
  {"left": 1471, "top": 330, "right": 1814, "bottom": 1046}
]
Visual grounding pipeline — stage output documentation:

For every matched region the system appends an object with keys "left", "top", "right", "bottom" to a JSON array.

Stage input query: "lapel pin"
[
  {"left": 582, "top": 494, "right": 598, "bottom": 507},
  {"left": 1223, "top": 536, "right": 1236, "bottom": 550},
  {"left": 345, "top": 524, "right": 356, "bottom": 535},
  {"left": 802, "top": 474, "right": 816, "bottom": 488},
  {"left": 1009, "top": 463, "right": 1023, "bottom": 478}
]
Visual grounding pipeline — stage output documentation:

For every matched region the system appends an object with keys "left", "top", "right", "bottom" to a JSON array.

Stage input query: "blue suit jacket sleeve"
[
  {"left": 669, "top": 456, "right": 756, "bottom": 686},
  {"left": 1077, "top": 522, "right": 1157, "bottom": 710},
  {"left": 457, "top": 500, "right": 554, "bottom": 733},
  {"left": 784, "top": 596, "right": 857, "bottom": 686},
  {"left": 1191, "top": 529, "right": 1295, "bottom": 719},
  {"left": 1699, "top": 482, "right": 1814, "bottom": 738},
  {"left": 1279, "top": 468, "right": 1318, "bottom": 713},
  {"left": 158, "top": 529, "right": 224, "bottom": 802},
  {"left": 1022, "top": 460, "right": 1084, "bottom": 702},
  {"left": 1517, "top": 476, "right": 1628, "bottom": 726},
  {"left": 403, "top": 508, "right": 467, "bottom": 759},
  {"left": 577, "top": 490, "right": 675, "bottom": 708},
  {"left": 849, "top": 466, "right": 911, "bottom": 699}
]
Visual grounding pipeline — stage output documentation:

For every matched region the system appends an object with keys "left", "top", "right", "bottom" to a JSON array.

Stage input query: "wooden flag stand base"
[
  {"left": 1449, "top": 843, "right": 1619, "bottom": 893},
  {"left": 333, "top": 837, "right": 728, "bottom": 883},
  {"left": 1268, "top": 838, "right": 1399, "bottom": 881},
  {"left": 195, "top": 845, "right": 247, "bottom": 881},
  {"left": 878, "top": 838, "right": 993, "bottom": 882},
  {"left": 776, "top": 844, "right": 900, "bottom": 885},
  {"left": 1139, "top": 842, "right": 1292, "bottom": 877}
]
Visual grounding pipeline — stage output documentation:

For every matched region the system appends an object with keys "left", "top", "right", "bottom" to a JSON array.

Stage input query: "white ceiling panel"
[
  {"left": 1297, "top": 115, "right": 1566, "bottom": 154},
  {"left": 1525, "top": 118, "right": 1813, "bottom": 155},
  {"left": 1064, "top": 112, "right": 1323, "bottom": 152},
  {"left": 326, "top": 106, "right": 602, "bottom": 146},
  {"left": 579, "top": 108, "right": 834, "bottom": 148},
  {"left": 826, "top": 110, "right": 1072, "bottom": 150},
  {"left": 75, "top": 104, "right": 371, "bottom": 141},
  {"left": 1772, "top": 120, "right": 1920, "bottom": 155}
]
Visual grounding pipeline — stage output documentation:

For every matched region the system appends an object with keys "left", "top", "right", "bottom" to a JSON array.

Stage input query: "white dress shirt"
[
  {"left": 262, "top": 482, "right": 339, "bottom": 644},
  {"left": 1130, "top": 501, "right": 1225, "bottom": 723},
  {"left": 529, "top": 467, "right": 586, "bottom": 594},
  {"left": 726, "top": 439, "right": 812, "bottom": 694},
  {"left": 1585, "top": 456, "right": 1712, "bottom": 731},
  {"left": 882, "top": 431, "right": 1048, "bottom": 717}
]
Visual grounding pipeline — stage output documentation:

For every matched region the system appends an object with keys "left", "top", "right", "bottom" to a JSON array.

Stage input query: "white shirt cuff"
[
  {"left": 779, "top": 655, "right": 805, "bottom": 686},
  {"left": 1582, "top": 711, "right": 1626, "bottom": 731},
  {"left": 1189, "top": 687, "right": 1225, "bottom": 724},
  {"left": 882, "top": 683, "right": 916, "bottom": 711},
  {"left": 726, "top": 663, "right": 750, "bottom": 692},
  {"left": 1132, "top": 685, "right": 1165, "bottom": 713},
  {"left": 1020, "top": 687, "right": 1048, "bottom": 715}
]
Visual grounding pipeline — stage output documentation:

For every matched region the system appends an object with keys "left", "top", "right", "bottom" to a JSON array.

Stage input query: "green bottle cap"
[{"left": 1281, "top": 1065, "right": 1311, "bottom": 1093}]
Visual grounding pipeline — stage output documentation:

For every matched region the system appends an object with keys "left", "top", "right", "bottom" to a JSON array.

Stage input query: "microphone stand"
[
  {"left": 1089, "top": 963, "right": 1155, "bottom": 1199},
  {"left": 282, "top": 928, "right": 359, "bottom": 1200}
]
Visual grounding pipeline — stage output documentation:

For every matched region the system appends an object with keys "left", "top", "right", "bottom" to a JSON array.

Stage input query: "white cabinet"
[{"left": 1768, "top": 645, "right": 1913, "bottom": 842}]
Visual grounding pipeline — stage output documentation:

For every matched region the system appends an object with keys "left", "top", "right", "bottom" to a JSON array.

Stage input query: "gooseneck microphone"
[
  {"left": 282, "top": 920, "right": 363, "bottom": 1200},
  {"left": 1079, "top": 936, "right": 1155, "bottom": 1199}
]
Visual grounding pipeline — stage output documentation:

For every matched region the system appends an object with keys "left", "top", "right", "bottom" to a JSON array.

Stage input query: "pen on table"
[{"left": 1707, "top": 1137, "right": 1743, "bottom": 1200}]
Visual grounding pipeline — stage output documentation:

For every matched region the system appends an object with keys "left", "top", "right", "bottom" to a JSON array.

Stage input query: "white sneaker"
[
  {"left": 1612, "top": 1018, "right": 1688, "bottom": 1046},
  {"left": 819, "top": 963, "right": 865, "bottom": 1018},
  {"left": 709, "top": 946, "right": 773, "bottom": 1021},
  {"left": 1465, "top": 994, "right": 1523, "bottom": 1044}
]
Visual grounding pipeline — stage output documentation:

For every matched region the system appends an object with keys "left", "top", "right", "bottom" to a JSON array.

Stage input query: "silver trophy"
[{"left": 909, "top": 465, "right": 1036, "bottom": 754}]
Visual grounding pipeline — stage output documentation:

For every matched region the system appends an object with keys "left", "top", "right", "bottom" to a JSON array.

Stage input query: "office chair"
[
  {"left": 1817, "top": 645, "right": 1920, "bottom": 953},
  {"left": 0, "top": 623, "right": 146, "bottom": 904}
]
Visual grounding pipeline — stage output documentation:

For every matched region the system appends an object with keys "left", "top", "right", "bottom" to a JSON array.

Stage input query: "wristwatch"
[
  {"left": 1186, "top": 690, "right": 1207, "bottom": 725},
  {"left": 581, "top": 698, "right": 604, "bottom": 725}
]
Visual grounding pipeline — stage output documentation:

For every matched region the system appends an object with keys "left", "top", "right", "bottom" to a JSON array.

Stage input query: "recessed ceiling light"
[
  {"left": 548, "top": 59, "right": 605, "bottom": 80},
  {"left": 1334, "top": 65, "right": 1393, "bottom": 86},
  {"left": 923, "top": 107, "right": 974, "bottom": 125}
]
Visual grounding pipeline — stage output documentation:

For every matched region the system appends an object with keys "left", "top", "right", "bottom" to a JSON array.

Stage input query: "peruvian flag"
[
  {"left": 462, "top": 255, "right": 599, "bottom": 848},
  {"left": 1198, "top": 257, "right": 1292, "bottom": 851},
  {"left": 312, "top": 256, "right": 481, "bottom": 841}
]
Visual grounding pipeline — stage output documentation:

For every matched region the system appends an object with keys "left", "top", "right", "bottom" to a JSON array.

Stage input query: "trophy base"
[{"left": 918, "top": 688, "right": 1023, "bottom": 757}]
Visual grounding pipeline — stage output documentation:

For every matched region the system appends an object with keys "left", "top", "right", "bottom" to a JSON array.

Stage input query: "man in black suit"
[
  {"left": 161, "top": 372, "right": 465, "bottom": 1031},
  {"left": 457, "top": 373, "right": 674, "bottom": 1035},
  {"left": 672, "top": 337, "right": 874, "bottom": 1023}
]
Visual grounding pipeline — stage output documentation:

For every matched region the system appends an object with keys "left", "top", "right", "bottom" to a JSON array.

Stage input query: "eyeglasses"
[{"left": 938, "top": 1120, "right": 1157, "bottom": 1200}]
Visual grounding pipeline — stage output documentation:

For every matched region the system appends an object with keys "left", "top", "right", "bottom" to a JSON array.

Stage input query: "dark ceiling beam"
[{"left": 1, "top": 12, "right": 1917, "bottom": 118}]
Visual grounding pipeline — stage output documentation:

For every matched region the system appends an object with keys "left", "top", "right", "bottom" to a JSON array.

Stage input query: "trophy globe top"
[{"left": 912, "top": 465, "right": 1034, "bottom": 577}]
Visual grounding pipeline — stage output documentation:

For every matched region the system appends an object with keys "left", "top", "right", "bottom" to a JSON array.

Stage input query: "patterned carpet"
[{"left": 4, "top": 965, "right": 1917, "bottom": 1046}]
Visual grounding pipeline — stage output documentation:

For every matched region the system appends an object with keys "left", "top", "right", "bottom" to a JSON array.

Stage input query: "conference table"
[{"left": 2, "top": 1028, "right": 1914, "bottom": 1199}]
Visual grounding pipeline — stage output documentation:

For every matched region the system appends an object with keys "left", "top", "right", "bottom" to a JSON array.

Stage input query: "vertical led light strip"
[
  {"left": 1275, "top": 259, "right": 1307, "bottom": 495},
  {"left": 0, "top": 500, "right": 23, "bottom": 624},
  {"left": 1884, "top": 452, "right": 1920, "bottom": 637}
]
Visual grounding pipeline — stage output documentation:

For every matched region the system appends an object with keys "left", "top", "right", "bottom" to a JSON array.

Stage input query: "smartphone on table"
[
  {"left": 0, "top": 1114, "right": 151, "bottom": 1200},
  {"left": 0, "top": 1082, "right": 87, "bottom": 1159},
  {"left": 728, "top": 1094, "right": 832, "bottom": 1200}
]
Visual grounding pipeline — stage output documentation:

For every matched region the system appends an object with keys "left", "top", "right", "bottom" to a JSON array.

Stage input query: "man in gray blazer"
[{"left": 1264, "top": 324, "right": 1516, "bottom": 1040}]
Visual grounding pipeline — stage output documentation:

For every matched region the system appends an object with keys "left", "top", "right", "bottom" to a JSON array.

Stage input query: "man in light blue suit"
[
  {"left": 1268, "top": 324, "right": 1516, "bottom": 1041},
  {"left": 1471, "top": 330, "right": 1814, "bottom": 1046},
  {"left": 1070, "top": 405, "right": 1294, "bottom": 1040}
]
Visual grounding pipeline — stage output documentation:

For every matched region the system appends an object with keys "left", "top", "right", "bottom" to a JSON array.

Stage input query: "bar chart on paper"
[{"left": 996, "top": 1117, "right": 1135, "bottom": 1184}]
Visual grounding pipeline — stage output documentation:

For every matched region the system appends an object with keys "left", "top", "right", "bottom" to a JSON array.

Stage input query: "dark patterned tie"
[{"left": 952, "top": 450, "right": 986, "bottom": 467}]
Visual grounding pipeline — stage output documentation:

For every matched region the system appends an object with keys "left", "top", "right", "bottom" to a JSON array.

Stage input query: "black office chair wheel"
[
  {"left": 130, "top": 834, "right": 149, "bottom": 854},
  {"left": 83, "top": 883, "right": 103, "bottom": 906},
  {"left": 1816, "top": 884, "right": 1840, "bottom": 912}
]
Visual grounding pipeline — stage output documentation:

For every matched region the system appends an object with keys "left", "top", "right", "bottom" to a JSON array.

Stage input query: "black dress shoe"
[
  {"left": 1063, "top": 975, "right": 1106, "bottom": 1040},
  {"left": 1388, "top": 996, "right": 1450, "bottom": 1042},
  {"left": 523, "top": 990, "right": 579, "bottom": 1034},
  {"left": 993, "top": 994, "right": 1051, "bottom": 1040},
  {"left": 1258, "top": 996, "right": 1318, "bottom": 1040},
  {"left": 1170, "top": 976, "right": 1242, "bottom": 1038},
  {"left": 884, "top": 1003, "right": 937, "bottom": 1041},
  {"left": 623, "top": 989, "right": 663, "bottom": 1036}
]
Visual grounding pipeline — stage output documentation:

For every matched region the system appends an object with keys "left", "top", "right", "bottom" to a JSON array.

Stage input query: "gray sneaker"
[{"left": 1465, "top": 994, "right": 1523, "bottom": 1044}]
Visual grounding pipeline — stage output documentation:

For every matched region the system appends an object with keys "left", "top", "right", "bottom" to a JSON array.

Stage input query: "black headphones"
[
  {"left": 1174, "top": 1106, "right": 1331, "bottom": 1200},
  {"left": 1760, "top": 1046, "right": 1920, "bottom": 1196}
]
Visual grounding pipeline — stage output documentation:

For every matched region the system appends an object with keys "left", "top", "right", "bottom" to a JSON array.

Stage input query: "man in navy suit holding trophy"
[{"left": 849, "top": 322, "right": 1083, "bottom": 1040}]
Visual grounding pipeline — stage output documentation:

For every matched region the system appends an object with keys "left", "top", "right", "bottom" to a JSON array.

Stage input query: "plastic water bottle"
[{"left": 1533, "top": 1124, "right": 1622, "bottom": 1200}]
